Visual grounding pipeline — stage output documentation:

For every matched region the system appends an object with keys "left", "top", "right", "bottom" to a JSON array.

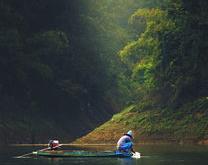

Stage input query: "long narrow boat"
[{"left": 33, "top": 150, "right": 133, "bottom": 158}]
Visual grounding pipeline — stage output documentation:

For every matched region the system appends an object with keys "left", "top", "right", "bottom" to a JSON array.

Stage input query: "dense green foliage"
[
  {"left": 0, "top": 0, "right": 148, "bottom": 144},
  {"left": 75, "top": 0, "right": 208, "bottom": 144},
  {"left": 0, "top": 0, "right": 207, "bottom": 144},
  {"left": 0, "top": 0, "right": 134, "bottom": 143},
  {"left": 120, "top": 0, "right": 208, "bottom": 108}
]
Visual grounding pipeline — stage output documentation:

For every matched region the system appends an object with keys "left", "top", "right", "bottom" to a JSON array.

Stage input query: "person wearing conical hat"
[{"left": 116, "top": 130, "right": 135, "bottom": 154}]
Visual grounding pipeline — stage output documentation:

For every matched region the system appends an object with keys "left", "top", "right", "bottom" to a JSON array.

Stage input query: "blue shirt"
[{"left": 117, "top": 135, "right": 133, "bottom": 149}]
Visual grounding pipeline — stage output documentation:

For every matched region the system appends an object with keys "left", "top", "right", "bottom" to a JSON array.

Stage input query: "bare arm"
[{"left": 131, "top": 148, "right": 135, "bottom": 153}]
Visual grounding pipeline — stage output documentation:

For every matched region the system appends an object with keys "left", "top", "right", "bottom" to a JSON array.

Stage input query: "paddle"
[{"left": 15, "top": 144, "right": 62, "bottom": 158}]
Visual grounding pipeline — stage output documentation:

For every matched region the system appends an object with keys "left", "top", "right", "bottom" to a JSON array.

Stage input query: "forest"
[{"left": 0, "top": 0, "right": 207, "bottom": 145}]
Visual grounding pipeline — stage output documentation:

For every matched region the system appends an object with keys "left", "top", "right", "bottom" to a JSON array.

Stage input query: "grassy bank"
[{"left": 74, "top": 98, "right": 208, "bottom": 145}]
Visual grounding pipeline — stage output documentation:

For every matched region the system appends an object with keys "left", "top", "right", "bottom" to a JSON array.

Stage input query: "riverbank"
[{"left": 73, "top": 98, "right": 208, "bottom": 145}]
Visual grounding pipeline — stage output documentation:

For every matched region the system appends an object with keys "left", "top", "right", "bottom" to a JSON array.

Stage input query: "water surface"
[{"left": 1, "top": 144, "right": 208, "bottom": 165}]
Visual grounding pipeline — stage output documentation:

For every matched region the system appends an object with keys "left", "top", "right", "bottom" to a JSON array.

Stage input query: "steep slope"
[{"left": 74, "top": 98, "right": 208, "bottom": 144}]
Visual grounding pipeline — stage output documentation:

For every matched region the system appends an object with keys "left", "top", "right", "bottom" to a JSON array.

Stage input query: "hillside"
[
  {"left": 73, "top": 0, "right": 208, "bottom": 146},
  {"left": 0, "top": 0, "right": 129, "bottom": 145},
  {"left": 0, "top": 0, "right": 208, "bottom": 146},
  {"left": 74, "top": 98, "right": 208, "bottom": 144}
]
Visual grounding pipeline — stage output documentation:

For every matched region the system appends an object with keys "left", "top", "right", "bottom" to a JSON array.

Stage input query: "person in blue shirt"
[{"left": 117, "top": 130, "right": 135, "bottom": 153}]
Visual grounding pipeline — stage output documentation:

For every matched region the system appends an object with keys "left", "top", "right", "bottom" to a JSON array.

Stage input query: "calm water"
[{"left": 1, "top": 144, "right": 208, "bottom": 165}]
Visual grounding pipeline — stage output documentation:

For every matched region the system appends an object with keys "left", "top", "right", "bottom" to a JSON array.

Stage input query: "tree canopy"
[{"left": 0, "top": 0, "right": 207, "bottom": 144}]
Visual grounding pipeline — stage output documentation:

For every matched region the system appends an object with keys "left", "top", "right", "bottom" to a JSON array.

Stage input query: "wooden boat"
[{"left": 33, "top": 150, "right": 133, "bottom": 158}]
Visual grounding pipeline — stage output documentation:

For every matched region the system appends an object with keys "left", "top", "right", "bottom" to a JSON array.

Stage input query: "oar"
[
  {"left": 15, "top": 144, "right": 62, "bottom": 158},
  {"left": 15, "top": 146, "right": 50, "bottom": 158}
]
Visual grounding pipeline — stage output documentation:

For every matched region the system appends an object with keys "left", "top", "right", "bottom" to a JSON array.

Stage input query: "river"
[{"left": 1, "top": 144, "right": 208, "bottom": 165}]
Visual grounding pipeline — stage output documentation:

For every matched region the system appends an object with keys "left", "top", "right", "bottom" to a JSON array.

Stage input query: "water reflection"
[
  {"left": 1, "top": 144, "right": 208, "bottom": 165},
  {"left": 118, "top": 158, "right": 138, "bottom": 165}
]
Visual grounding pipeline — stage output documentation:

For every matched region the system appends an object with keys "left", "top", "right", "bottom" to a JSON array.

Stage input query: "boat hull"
[{"left": 33, "top": 150, "right": 133, "bottom": 158}]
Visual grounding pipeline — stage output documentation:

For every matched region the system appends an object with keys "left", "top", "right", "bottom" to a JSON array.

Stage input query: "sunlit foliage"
[{"left": 120, "top": 8, "right": 176, "bottom": 93}]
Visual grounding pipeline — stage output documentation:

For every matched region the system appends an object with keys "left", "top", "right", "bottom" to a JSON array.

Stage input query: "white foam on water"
[{"left": 132, "top": 152, "right": 141, "bottom": 159}]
